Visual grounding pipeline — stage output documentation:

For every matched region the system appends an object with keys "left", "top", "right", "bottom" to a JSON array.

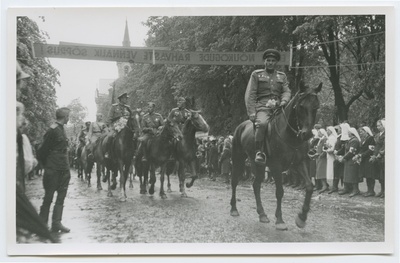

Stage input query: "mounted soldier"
[
  {"left": 76, "top": 122, "right": 90, "bottom": 152},
  {"left": 105, "top": 92, "right": 132, "bottom": 159},
  {"left": 136, "top": 102, "right": 164, "bottom": 161},
  {"left": 86, "top": 113, "right": 106, "bottom": 159},
  {"left": 245, "top": 49, "right": 291, "bottom": 165},
  {"left": 168, "top": 96, "right": 191, "bottom": 130}
]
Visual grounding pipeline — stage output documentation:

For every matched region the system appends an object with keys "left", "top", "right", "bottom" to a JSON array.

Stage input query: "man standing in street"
[
  {"left": 37, "top": 107, "right": 72, "bottom": 233},
  {"left": 245, "top": 49, "right": 291, "bottom": 165}
]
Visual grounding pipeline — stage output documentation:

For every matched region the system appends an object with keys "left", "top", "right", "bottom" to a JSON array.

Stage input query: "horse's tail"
[{"left": 231, "top": 122, "right": 247, "bottom": 181}]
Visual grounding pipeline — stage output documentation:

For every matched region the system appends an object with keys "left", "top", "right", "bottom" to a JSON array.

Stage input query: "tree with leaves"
[
  {"left": 17, "top": 16, "right": 59, "bottom": 142},
  {"left": 293, "top": 15, "right": 385, "bottom": 125},
  {"left": 66, "top": 98, "right": 88, "bottom": 135}
]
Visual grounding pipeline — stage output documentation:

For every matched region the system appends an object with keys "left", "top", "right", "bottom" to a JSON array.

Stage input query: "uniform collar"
[{"left": 55, "top": 121, "right": 64, "bottom": 127}]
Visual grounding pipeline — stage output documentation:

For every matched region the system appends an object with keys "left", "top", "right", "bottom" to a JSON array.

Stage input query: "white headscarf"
[
  {"left": 349, "top": 127, "right": 361, "bottom": 142},
  {"left": 327, "top": 126, "right": 338, "bottom": 138},
  {"left": 362, "top": 126, "right": 373, "bottom": 137},
  {"left": 380, "top": 119, "right": 385, "bottom": 129},
  {"left": 318, "top": 128, "right": 328, "bottom": 138},
  {"left": 312, "top": 129, "right": 318, "bottom": 138},
  {"left": 340, "top": 123, "right": 350, "bottom": 141}
]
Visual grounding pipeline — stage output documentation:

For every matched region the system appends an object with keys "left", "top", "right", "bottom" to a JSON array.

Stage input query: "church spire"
[{"left": 122, "top": 19, "right": 131, "bottom": 47}]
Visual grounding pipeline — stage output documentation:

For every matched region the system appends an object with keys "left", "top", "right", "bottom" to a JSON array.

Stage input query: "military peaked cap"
[
  {"left": 262, "top": 49, "right": 280, "bottom": 61},
  {"left": 118, "top": 92, "right": 129, "bottom": 100}
]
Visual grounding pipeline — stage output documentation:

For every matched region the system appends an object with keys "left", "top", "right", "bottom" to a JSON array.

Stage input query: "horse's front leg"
[
  {"left": 129, "top": 163, "right": 134, "bottom": 189},
  {"left": 295, "top": 161, "right": 313, "bottom": 228},
  {"left": 252, "top": 164, "right": 269, "bottom": 223},
  {"left": 179, "top": 161, "right": 188, "bottom": 197},
  {"left": 106, "top": 168, "right": 113, "bottom": 197},
  {"left": 159, "top": 164, "right": 167, "bottom": 199},
  {"left": 119, "top": 161, "right": 127, "bottom": 202},
  {"left": 270, "top": 163, "right": 287, "bottom": 230},
  {"left": 148, "top": 164, "right": 156, "bottom": 195},
  {"left": 96, "top": 163, "right": 102, "bottom": 190}
]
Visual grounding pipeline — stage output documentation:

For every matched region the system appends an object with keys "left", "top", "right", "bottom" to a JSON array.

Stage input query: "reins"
[{"left": 272, "top": 91, "right": 317, "bottom": 151}]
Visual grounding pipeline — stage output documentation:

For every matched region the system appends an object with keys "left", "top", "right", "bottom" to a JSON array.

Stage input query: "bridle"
[{"left": 274, "top": 91, "right": 319, "bottom": 149}]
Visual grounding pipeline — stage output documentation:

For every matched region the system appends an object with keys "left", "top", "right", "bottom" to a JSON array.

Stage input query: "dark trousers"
[{"left": 41, "top": 169, "right": 71, "bottom": 209}]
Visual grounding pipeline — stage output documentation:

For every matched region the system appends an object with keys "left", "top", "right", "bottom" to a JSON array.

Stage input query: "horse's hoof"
[
  {"left": 107, "top": 192, "right": 113, "bottom": 197},
  {"left": 259, "top": 214, "right": 270, "bottom": 223},
  {"left": 180, "top": 192, "right": 187, "bottom": 198},
  {"left": 230, "top": 209, "right": 240, "bottom": 217},
  {"left": 149, "top": 188, "right": 154, "bottom": 195},
  {"left": 140, "top": 190, "right": 146, "bottom": 194},
  {"left": 295, "top": 215, "right": 306, "bottom": 228},
  {"left": 97, "top": 186, "right": 102, "bottom": 190},
  {"left": 160, "top": 194, "right": 167, "bottom": 199},
  {"left": 167, "top": 188, "right": 172, "bottom": 193},
  {"left": 186, "top": 182, "right": 193, "bottom": 188},
  {"left": 275, "top": 223, "right": 288, "bottom": 231},
  {"left": 111, "top": 183, "right": 116, "bottom": 190}
]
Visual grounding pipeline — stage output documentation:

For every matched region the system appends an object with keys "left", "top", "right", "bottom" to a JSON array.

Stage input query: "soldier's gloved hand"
[
  {"left": 280, "top": 101, "right": 287, "bottom": 107},
  {"left": 249, "top": 114, "right": 256, "bottom": 123}
]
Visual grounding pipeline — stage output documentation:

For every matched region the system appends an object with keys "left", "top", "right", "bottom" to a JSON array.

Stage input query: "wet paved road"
[{"left": 25, "top": 168, "right": 385, "bottom": 243}]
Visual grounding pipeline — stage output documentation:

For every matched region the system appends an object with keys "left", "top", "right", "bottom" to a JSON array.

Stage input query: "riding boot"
[
  {"left": 51, "top": 205, "right": 70, "bottom": 233},
  {"left": 254, "top": 140, "right": 266, "bottom": 165},
  {"left": 328, "top": 179, "right": 339, "bottom": 194},
  {"left": 39, "top": 205, "right": 50, "bottom": 227},
  {"left": 349, "top": 183, "right": 360, "bottom": 197}
]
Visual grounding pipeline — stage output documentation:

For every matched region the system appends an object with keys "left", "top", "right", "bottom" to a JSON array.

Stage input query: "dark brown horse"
[
  {"left": 91, "top": 133, "right": 114, "bottom": 192},
  {"left": 112, "top": 113, "right": 141, "bottom": 202},
  {"left": 171, "top": 110, "right": 209, "bottom": 197},
  {"left": 80, "top": 145, "right": 94, "bottom": 187},
  {"left": 136, "top": 119, "right": 182, "bottom": 198},
  {"left": 230, "top": 82, "right": 322, "bottom": 230}
]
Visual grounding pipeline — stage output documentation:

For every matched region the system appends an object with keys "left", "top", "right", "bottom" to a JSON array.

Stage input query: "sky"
[{"left": 28, "top": 8, "right": 150, "bottom": 120}]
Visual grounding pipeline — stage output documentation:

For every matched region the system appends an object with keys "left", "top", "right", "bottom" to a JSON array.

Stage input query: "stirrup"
[{"left": 255, "top": 151, "right": 266, "bottom": 165}]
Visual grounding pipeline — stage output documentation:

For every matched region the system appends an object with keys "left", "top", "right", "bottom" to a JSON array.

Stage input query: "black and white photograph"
[{"left": 4, "top": 3, "right": 397, "bottom": 260}]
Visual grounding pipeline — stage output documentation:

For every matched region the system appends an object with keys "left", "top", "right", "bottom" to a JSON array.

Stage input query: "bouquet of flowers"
[{"left": 113, "top": 117, "right": 128, "bottom": 133}]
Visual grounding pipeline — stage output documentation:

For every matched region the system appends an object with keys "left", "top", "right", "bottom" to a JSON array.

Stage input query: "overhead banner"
[{"left": 33, "top": 43, "right": 290, "bottom": 66}]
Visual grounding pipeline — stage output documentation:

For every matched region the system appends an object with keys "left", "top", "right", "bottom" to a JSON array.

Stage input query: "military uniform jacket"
[
  {"left": 168, "top": 107, "right": 190, "bottom": 126},
  {"left": 245, "top": 69, "right": 291, "bottom": 116},
  {"left": 37, "top": 122, "right": 69, "bottom": 170},
  {"left": 141, "top": 112, "right": 164, "bottom": 133},
  {"left": 78, "top": 129, "right": 88, "bottom": 144},
  {"left": 107, "top": 103, "right": 132, "bottom": 124}
]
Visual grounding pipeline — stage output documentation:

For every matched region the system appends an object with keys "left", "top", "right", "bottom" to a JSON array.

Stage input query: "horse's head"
[
  {"left": 163, "top": 119, "right": 183, "bottom": 141},
  {"left": 290, "top": 82, "right": 322, "bottom": 141},
  {"left": 186, "top": 110, "right": 209, "bottom": 133}
]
